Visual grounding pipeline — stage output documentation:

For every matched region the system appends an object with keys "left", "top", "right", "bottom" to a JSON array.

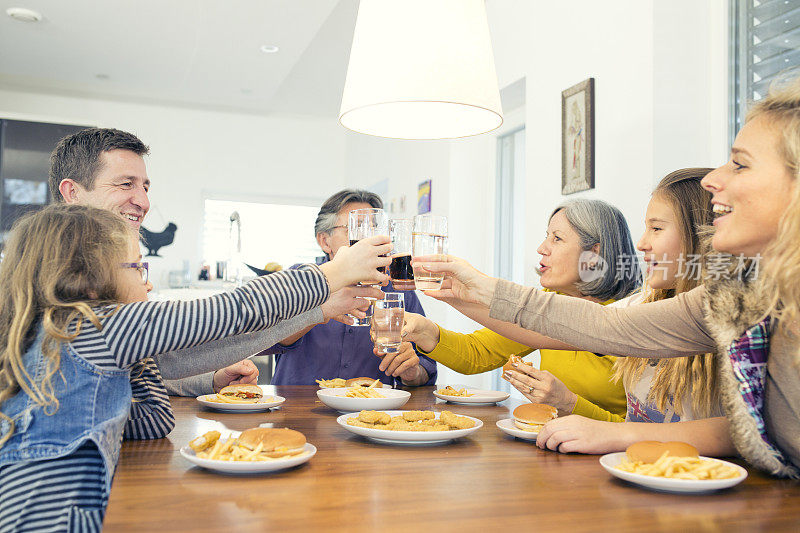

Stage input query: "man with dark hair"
[
  {"left": 48, "top": 128, "right": 277, "bottom": 396},
  {"left": 50, "top": 128, "right": 151, "bottom": 228},
  {"left": 271, "top": 189, "right": 437, "bottom": 386}
]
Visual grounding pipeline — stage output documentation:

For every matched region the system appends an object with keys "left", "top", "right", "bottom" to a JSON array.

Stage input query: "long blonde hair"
[
  {"left": 754, "top": 74, "right": 800, "bottom": 333},
  {"left": 0, "top": 204, "right": 132, "bottom": 448},
  {"left": 612, "top": 169, "right": 720, "bottom": 418}
]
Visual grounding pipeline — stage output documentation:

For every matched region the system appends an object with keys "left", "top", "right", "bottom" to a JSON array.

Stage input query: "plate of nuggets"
[
  {"left": 433, "top": 386, "right": 510, "bottom": 405},
  {"left": 337, "top": 409, "right": 483, "bottom": 445}
]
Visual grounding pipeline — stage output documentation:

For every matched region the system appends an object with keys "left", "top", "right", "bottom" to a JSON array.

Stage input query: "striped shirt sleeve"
[
  {"left": 73, "top": 265, "right": 329, "bottom": 370},
  {"left": 122, "top": 358, "right": 175, "bottom": 439}
]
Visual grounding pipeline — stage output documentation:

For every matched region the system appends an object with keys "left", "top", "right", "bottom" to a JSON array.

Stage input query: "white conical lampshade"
[{"left": 339, "top": 0, "right": 503, "bottom": 140}]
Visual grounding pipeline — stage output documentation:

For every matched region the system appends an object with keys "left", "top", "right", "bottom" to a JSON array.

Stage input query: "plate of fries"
[
  {"left": 180, "top": 433, "right": 316, "bottom": 474},
  {"left": 317, "top": 381, "right": 410, "bottom": 412},
  {"left": 433, "top": 386, "right": 510, "bottom": 405},
  {"left": 316, "top": 378, "right": 392, "bottom": 389},
  {"left": 196, "top": 393, "right": 286, "bottom": 412},
  {"left": 600, "top": 452, "right": 748, "bottom": 493}
]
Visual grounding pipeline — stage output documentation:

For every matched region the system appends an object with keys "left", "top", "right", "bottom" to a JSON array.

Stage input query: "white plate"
[
  {"left": 180, "top": 442, "right": 316, "bottom": 474},
  {"left": 599, "top": 452, "right": 748, "bottom": 493},
  {"left": 496, "top": 418, "right": 538, "bottom": 441},
  {"left": 317, "top": 388, "right": 411, "bottom": 412},
  {"left": 433, "top": 388, "right": 510, "bottom": 405},
  {"left": 336, "top": 410, "right": 483, "bottom": 445},
  {"left": 196, "top": 393, "right": 286, "bottom": 412}
]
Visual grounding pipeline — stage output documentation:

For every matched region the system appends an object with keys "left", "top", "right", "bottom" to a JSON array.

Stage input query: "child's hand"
[{"left": 320, "top": 235, "right": 391, "bottom": 291}]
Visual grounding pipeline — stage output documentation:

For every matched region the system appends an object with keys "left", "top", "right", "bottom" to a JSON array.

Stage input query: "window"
[
  {"left": 731, "top": 0, "right": 800, "bottom": 143},
  {"left": 494, "top": 127, "right": 526, "bottom": 283},
  {"left": 202, "top": 199, "right": 321, "bottom": 277}
]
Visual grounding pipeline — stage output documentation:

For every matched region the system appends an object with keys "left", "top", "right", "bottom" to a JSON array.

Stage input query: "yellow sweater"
[{"left": 423, "top": 326, "right": 626, "bottom": 422}]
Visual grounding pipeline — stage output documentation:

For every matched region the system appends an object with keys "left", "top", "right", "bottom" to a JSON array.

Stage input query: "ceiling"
[{"left": 0, "top": 0, "right": 360, "bottom": 117}]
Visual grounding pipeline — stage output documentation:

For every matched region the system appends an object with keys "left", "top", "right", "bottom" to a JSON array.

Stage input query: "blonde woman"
[{"left": 414, "top": 75, "right": 800, "bottom": 478}]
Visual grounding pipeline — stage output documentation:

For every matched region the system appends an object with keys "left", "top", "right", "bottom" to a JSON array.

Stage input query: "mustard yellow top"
[{"left": 423, "top": 325, "right": 626, "bottom": 422}]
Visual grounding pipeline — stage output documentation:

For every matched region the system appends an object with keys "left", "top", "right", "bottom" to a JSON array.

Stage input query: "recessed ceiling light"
[
  {"left": 6, "top": 7, "right": 43, "bottom": 22},
  {"left": 260, "top": 44, "right": 279, "bottom": 54},
  {"left": 95, "top": 74, "right": 110, "bottom": 80}
]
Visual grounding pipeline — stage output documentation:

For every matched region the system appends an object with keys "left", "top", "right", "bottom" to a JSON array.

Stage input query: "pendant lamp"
[{"left": 339, "top": 0, "right": 503, "bottom": 140}]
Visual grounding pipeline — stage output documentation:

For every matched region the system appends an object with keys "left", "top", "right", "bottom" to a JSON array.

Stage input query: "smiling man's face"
[{"left": 68, "top": 149, "right": 151, "bottom": 229}]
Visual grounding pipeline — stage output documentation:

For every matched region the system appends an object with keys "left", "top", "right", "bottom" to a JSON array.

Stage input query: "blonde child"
[{"left": 0, "top": 204, "right": 390, "bottom": 531}]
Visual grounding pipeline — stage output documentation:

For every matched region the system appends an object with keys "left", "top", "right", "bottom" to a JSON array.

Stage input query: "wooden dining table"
[{"left": 103, "top": 386, "right": 800, "bottom": 531}]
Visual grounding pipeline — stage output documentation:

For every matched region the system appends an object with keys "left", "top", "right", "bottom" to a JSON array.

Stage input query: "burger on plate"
[
  {"left": 625, "top": 441, "right": 699, "bottom": 464},
  {"left": 345, "top": 377, "right": 378, "bottom": 387},
  {"left": 219, "top": 384, "right": 263, "bottom": 401},
  {"left": 512, "top": 403, "right": 558, "bottom": 432},
  {"left": 238, "top": 427, "right": 307, "bottom": 458},
  {"left": 502, "top": 355, "right": 525, "bottom": 373}
]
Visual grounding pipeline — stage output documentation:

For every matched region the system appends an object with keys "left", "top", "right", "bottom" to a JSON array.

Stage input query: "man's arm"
[
  {"left": 153, "top": 308, "right": 324, "bottom": 380},
  {"left": 164, "top": 373, "right": 215, "bottom": 397}
]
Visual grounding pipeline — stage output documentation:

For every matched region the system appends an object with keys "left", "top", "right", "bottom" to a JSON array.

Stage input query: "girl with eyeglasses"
[{"left": 0, "top": 204, "right": 390, "bottom": 531}]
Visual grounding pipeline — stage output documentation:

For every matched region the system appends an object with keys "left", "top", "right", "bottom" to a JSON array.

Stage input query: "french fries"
[
  {"left": 437, "top": 386, "right": 474, "bottom": 397},
  {"left": 192, "top": 434, "right": 305, "bottom": 462},
  {"left": 615, "top": 452, "right": 740, "bottom": 480},
  {"left": 316, "top": 378, "right": 347, "bottom": 388}
]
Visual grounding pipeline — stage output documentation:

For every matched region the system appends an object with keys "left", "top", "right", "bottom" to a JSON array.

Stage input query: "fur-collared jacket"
[{"left": 704, "top": 270, "right": 800, "bottom": 479}]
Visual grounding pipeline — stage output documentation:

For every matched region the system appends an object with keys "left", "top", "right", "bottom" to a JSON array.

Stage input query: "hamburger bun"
[
  {"left": 238, "top": 428, "right": 307, "bottom": 458},
  {"left": 502, "top": 355, "right": 524, "bottom": 373},
  {"left": 219, "top": 384, "right": 263, "bottom": 400},
  {"left": 625, "top": 441, "right": 699, "bottom": 464},
  {"left": 346, "top": 377, "right": 377, "bottom": 387},
  {"left": 512, "top": 403, "right": 557, "bottom": 432}
]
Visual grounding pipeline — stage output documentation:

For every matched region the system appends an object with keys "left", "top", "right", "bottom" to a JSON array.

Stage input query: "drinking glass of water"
[
  {"left": 412, "top": 215, "right": 448, "bottom": 291},
  {"left": 347, "top": 207, "right": 388, "bottom": 326},
  {"left": 372, "top": 293, "right": 404, "bottom": 353}
]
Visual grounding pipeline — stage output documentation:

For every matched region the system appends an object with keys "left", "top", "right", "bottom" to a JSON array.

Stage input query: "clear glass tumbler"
[
  {"left": 389, "top": 219, "right": 415, "bottom": 291},
  {"left": 412, "top": 214, "right": 448, "bottom": 291},
  {"left": 372, "top": 293, "right": 404, "bottom": 353},
  {"left": 347, "top": 207, "right": 389, "bottom": 325}
]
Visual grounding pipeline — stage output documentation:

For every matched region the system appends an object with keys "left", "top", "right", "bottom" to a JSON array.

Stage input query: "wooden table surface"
[{"left": 103, "top": 386, "right": 800, "bottom": 532}]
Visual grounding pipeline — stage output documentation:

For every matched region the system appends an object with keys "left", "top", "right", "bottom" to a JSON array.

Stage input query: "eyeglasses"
[{"left": 121, "top": 262, "right": 150, "bottom": 284}]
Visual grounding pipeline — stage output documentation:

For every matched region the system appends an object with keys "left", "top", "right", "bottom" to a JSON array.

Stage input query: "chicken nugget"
[
  {"left": 189, "top": 430, "right": 220, "bottom": 452},
  {"left": 440, "top": 410, "right": 475, "bottom": 429},
  {"left": 385, "top": 419, "right": 414, "bottom": 431},
  {"left": 358, "top": 410, "right": 391, "bottom": 425},
  {"left": 347, "top": 418, "right": 377, "bottom": 429},
  {"left": 402, "top": 410, "right": 436, "bottom": 422},
  {"left": 429, "top": 423, "right": 451, "bottom": 432}
]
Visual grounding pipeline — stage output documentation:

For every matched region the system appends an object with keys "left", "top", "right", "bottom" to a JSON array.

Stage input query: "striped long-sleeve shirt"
[{"left": 0, "top": 266, "right": 329, "bottom": 533}]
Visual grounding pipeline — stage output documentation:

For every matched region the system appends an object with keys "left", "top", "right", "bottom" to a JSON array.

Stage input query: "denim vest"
[{"left": 0, "top": 324, "right": 131, "bottom": 491}]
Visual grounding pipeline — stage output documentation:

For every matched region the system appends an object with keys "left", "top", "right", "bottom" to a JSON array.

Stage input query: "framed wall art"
[
  {"left": 561, "top": 78, "right": 595, "bottom": 195},
  {"left": 417, "top": 179, "right": 431, "bottom": 214}
]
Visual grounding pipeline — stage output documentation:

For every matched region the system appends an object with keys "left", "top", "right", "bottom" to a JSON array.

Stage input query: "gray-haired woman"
[{"left": 398, "top": 199, "right": 640, "bottom": 421}]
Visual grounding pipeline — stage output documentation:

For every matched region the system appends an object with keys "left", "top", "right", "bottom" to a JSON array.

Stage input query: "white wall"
[
  {"left": 343, "top": 0, "right": 730, "bottom": 387},
  {"left": 0, "top": 88, "right": 347, "bottom": 288},
  {"left": 0, "top": 0, "right": 732, "bottom": 388}
]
